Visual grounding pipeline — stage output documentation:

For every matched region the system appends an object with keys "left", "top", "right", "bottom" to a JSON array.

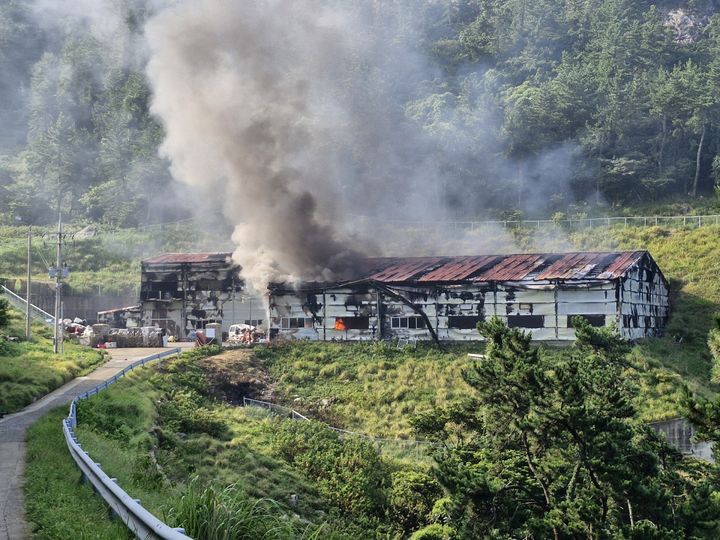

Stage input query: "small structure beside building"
[
  {"left": 98, "top": 253, "right": 264, "bottom": 339},
  {"left": 269, "top": 251, "right": 669, "bottom": 342}
]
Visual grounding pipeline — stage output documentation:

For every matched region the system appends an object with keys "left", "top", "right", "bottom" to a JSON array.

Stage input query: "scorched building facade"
[
  {"left": 134, "top": 253, "right": 263, "bottom": 338},
  {"left": 269, "top": 251, "right": 669, "bottom": 342}
]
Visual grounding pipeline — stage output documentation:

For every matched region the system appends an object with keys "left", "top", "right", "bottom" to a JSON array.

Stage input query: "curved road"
[{"left": 0, "top": 348, "right": 170, "bottom": 540}]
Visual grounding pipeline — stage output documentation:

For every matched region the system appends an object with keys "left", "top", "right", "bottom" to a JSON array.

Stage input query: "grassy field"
[{"left": 0, "top": 307, "right": 105, "bottom": 416}]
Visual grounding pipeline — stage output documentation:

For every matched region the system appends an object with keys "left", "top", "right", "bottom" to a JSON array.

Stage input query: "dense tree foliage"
[
  {"left": 413, "top": 318, "right": 720, "bottom": 538},
  {"left": 2, "top": 0, "right": 720, "bottom": 226}
]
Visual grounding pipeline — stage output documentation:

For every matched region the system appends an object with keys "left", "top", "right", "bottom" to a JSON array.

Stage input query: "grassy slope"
[
  {"left": 0, "top": 307, "right": 105, "bottom": 415},
  {"left": 24, "top": 408, "right": 132, "bottom": 540},
  {"left": 256, "top": 342, "right": 475, "bottom": 438},
  {"left": 65, "top": 355, "right": 345, "bottom": 535},
  {"left": 570, "top": 225, "right": 720, "bottom": 418}
]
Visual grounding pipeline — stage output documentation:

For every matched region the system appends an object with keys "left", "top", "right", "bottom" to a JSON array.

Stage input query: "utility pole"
[
  {"left": 54, "top": 216, "right": 62, "bottom": 354},
  {"left": 47, "top": 215, "right": 70, "bottom": 354},
  {"left": 25, "top": 226, "right": 31, "bottom": 340}
]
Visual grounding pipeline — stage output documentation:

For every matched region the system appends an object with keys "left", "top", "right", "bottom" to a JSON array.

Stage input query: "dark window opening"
[
  {"left": 507, "top": 315, "right": 544, "bottom": 328},
  {"left": 448, "top": 315, "right": 485, "bottom": 329},
  {"left": 244, "top": 319, "right": 264, "bottom": 326},
  {"left": 335, "top": 317, "right": 369, "bottom": 330},
  {"left": 281, "top": 317, "right": 313, "bottom": 329},
  {"left": 567, "top": 315, "right": 606, "bottom": 328},
  {"left": 391, "top": 316, "right": 426, "bottom": 329}
]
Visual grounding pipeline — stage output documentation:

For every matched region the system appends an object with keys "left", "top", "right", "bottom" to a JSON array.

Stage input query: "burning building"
[
  {"left": 99, "top": 250, "right": 668, "bottom": 343},
  {"left": 269, "top": 251, "right": 669, "bottom": 342},
  {"left": 99, "top": 253, "right": 264, "bottom": 338}
]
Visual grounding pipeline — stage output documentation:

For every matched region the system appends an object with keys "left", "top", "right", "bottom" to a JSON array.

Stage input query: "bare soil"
[{"left": 199, "top": 349, "right": 276, "bottom": 405}]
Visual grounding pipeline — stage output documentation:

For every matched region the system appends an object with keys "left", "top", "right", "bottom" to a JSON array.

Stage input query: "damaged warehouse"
[
  {"left": 99, "top": 250, "right": 669, "bottom": 343},
  {"left": 269, "top": 251, "right": 669, "bottom": 342},
  {"left": 98, "top": 253, "right": 264, "bottom": 338}
]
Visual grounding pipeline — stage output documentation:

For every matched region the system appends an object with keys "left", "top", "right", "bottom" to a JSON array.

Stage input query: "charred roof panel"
[
  {"left": 366, "top": 257, "right": 447, "bottom": 282},
  {"left": 143, "top": 252, "right": 232, "bottom": 264},
  {"left": 361, "top": 251, "right": 655, "bottom": 284},
  {"left": 418, "top": 255, "right": 500, "bottom": 282},
  {"left": 474, "top": 254, "right": 547, "bottom": 281}
]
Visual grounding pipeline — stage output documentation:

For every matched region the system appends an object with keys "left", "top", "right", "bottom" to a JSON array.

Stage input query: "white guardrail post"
[{"left": 63, "top": 348, "right": 192, "bottom": 540}]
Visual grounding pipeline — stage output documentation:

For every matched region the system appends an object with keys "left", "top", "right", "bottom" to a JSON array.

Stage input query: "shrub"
[
  {"left": 272, "top": 420, "right": 390, "bottom": 516},
  {"left": 168, "top": 479, "right": 320, "bottom": 540},
  {"left": 77, "top": 396, "right": 143, "bottom": 444},
  {"left": 388, "top": 470, "right": 443, "bottom": 534},
  {"left": 409, "top": 523, "right": 456, "bottom": 540},
  {"left": 0, "top": 296, "right": 10, "bottom": 328},
  {"left": 158, "top": 390, "right": 228, "bottom": 438}
]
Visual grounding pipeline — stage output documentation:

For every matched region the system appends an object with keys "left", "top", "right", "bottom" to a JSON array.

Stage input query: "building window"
[
  {"left": 281, "top": 317, "right": 313, "bottom": 329},
  {"left": 518, "top": 303, "right": 533, "bottom": 313},
  {"left": 507, "top": 315, "right": 544, "bottom": 328},
  {"left": 391, "top": 316, "right": 426, "bottom": 329},
  {"left": 567, "top": 315, "right": 606, "bottom": 328},
  {"left": 448, "top": 315, "right": 484, "bottom": 329},
  {"left": 244, "top": 319, "right": 264, "bottom": 326},
  {"left": 335, "top": 317, "right": 369, "bottom": 330}
]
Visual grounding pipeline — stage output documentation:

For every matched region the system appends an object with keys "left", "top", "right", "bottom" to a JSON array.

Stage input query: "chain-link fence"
[{"left": 242, "top": 397, "right": 438, "bottom": 461}]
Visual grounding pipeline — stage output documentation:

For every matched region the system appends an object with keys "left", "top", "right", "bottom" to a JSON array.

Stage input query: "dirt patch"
[{"left": 199, "top": 349, "right": 276, "bottom": 405}]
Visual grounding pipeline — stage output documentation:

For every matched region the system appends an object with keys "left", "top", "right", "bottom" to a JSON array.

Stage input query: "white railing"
[
  {"left": 0, "top": 284, "right": 55, "bottom": 326},
  {"left": 64, "top": 348, "right": 192, "bottom": 540}
]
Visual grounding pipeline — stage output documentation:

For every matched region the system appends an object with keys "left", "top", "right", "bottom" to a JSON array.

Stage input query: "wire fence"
[
  {"left": 242, "top": 397, "right": 438, "bottom": 461},
  {"left": 0, "top": 284, "right": 55, "bottom": 325},
  {"left": 357, "top": 213, "right": 720, "bottom": 234}
]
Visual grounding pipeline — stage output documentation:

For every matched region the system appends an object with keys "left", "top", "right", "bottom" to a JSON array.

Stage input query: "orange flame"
[{"left": 335, "top": 318, "right": 347, "bottom": 331}]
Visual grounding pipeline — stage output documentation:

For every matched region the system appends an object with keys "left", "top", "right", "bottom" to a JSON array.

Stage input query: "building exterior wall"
[
  {"left": 269, "top": 280, "right": 643, "bottom": 342},
  {"left": 269, "top": 253, "right": 668, "bottom": 343},
  {"left": 618, "top": 255, "right": 670, "bottom": 340}
]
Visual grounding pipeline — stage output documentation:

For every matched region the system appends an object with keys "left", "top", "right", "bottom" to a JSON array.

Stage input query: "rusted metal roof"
[
  {"left": 359, "top": 251, "right": 649, "bottom": 284},
  {"left": 418, "top": 255, "right": 500, "bottom": 282},
  {"left": 365, "top": 257, "right": 446, "bottom": 282},
  {"left": 142, "top": 252, "right": 232, "bottom": 264}
]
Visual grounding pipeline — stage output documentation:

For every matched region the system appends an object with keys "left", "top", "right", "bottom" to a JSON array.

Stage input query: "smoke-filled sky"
[
  {"left": 144, "top": 0, "right": 459, "bottom": 290},
  {"left": 9, "top": 0, "right": 582, "bottom": 290}
]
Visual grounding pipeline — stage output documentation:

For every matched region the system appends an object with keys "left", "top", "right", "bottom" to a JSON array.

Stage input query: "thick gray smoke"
[
  {"left": 145, "top": 0, "right": 438, "bottom": 290},
  {"left": 144, "top": 0, "right": 581, "bottom": 290}
]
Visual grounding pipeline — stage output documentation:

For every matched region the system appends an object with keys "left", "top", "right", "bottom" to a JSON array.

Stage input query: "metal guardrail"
[
  {"left": 63, "top": 348, "right": 192, "bottom": 540},
  {"left": 0, "top": 284, "right": 55, "bottom": 326}
]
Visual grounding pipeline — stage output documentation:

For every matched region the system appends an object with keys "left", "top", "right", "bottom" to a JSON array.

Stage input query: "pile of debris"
[
  {"left": 63, "top": 317, "right": 88, "bottom": 336},
  {"left": 107, "top": 327, "right": 163, "bottom": 348},
  {"left": 70, "top": 323, "right": 163, "bottom": 348},
  {"left": 227, "top": 323, "right": 265, "bottom": 345}
]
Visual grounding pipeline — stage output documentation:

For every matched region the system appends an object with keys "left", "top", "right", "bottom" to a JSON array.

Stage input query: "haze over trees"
[{"left": 1, "top": 0, "right": 720, "bottom": 227}]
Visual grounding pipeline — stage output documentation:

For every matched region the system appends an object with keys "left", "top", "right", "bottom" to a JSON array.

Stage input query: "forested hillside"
[{"left": 2, "top": 0, "right": 720, "bottom": 227}]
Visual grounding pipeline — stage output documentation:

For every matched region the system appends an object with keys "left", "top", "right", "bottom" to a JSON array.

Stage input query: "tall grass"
[{"left": 168, "top": 480, "right": 331, "bottom": 540}]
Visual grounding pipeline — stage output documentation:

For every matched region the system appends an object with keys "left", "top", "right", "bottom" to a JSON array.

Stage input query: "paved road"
[{"left": 0, "top": 348, "right": 171, "bottom": 540}]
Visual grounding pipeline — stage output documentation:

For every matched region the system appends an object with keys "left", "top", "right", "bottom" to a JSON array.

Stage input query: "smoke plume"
[{"left": 144, "top": 0, "right": 581, "bottom": 291}]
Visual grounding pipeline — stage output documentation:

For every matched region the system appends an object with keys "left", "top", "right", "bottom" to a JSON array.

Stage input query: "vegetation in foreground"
[
  {"left": 0, "top": 302, "right": 105, "bottom": 416},
  {"left": 32, "top": 317, "right": 717, "bottom": 539}
]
